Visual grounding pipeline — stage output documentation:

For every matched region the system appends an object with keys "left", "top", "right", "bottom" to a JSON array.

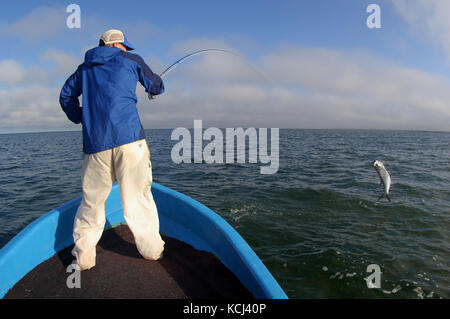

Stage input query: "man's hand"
[{"left": 148, "top": 93, "right": 156, "bottom": 100}]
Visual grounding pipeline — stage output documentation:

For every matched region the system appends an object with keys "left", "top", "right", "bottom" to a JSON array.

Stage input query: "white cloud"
[
  {"left": 136, "top": 43, "right": 450, "bottom": 132},
  {"left": 0, "top": 85, "right": 73, "bottom": 131},
  {"left": 261, "top": 47, "right": 450, "bottom": 116},
  {"left": 393, "top": 0, "right": 450, "bottom": 61},
  {"left": 40, "top": 50, "right": 82, "bottom": 77},
  {"left": 0, "top": 55, "right": 79, "bottom": 131},
  {"left": 1, "top": 41, "right": 449, "bottom": 133},
  {"left": 0, "top": 59, "right": 47, "bottom": 85},
  {"left": 0, "top": 60, "right": 26, "bottom": 84},
  {"left": 0, "top": 5, "right": 66, "bottom": 42},
  {"left": 0, "top": 51, "right": 80, "bottom": 88},
  {"left": 170, "top": 38, "right": 234, "bottom": 56}
]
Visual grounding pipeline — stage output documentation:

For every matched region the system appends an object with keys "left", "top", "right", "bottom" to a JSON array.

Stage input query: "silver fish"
[{"left": 372, "top": 160, "right": 391, "bottom": 201}]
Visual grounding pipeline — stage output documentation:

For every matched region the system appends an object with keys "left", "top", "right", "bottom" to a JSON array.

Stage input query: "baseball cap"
[{"left": 100, "top": 29, "right": 136, "bottom": 51}]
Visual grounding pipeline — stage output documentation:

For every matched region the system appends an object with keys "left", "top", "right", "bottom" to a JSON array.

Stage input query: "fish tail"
[{"left": 378, "top": 193, "right": 391, "bottom": 202}]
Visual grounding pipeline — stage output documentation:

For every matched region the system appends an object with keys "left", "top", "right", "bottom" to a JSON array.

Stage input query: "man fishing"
[{"left": 59, "top": 29, "right": 165, "bottom": 270}]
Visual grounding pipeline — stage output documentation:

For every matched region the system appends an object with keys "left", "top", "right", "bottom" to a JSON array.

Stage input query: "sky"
[{"left": 0, "top": 0, "right": 449, "bottom": 133}]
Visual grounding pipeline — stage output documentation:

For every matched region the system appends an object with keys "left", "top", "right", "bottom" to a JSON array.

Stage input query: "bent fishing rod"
[
  {"left": 160, "top": 48, "right": 241, "bottom": 78},
  {"left": 148, "top": 49, "right": 241, "bottom": 99},
  {"left": 148, "top": 48, "right": 271, "bottom": 99}
]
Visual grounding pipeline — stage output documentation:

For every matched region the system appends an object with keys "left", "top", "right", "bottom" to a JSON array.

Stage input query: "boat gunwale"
[{"left": 0, "top": 182, "right": 287, "bottom": 299}]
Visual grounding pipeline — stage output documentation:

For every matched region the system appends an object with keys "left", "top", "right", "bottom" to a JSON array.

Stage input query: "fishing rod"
[
  {"left": 148, "top": 48, "right": 270, "bottom": 99},
  {"left": 159, "top": 48, "right": 241, "bottom": 78},
  {"left": 148, "top": 49, "right": 239, "bottom": 100}
]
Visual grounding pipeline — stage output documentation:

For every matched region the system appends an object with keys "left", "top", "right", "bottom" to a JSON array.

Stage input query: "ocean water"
[{"left": 0, "top": 129, "right": 449, "bottom": 299}]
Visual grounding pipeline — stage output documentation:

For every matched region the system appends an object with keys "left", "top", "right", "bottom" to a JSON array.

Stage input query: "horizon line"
[{"left": 1, "top": 127, "right": 449, "bottom": 135}]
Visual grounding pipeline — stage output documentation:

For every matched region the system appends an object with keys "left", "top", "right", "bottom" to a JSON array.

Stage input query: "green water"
[{"left": 0, "top": 129, "right": 449, "bottom": 298}]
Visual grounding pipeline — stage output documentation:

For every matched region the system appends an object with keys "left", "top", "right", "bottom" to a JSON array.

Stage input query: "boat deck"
[{"left": 4, "top": 225, "right": 254, "bottom": 299}]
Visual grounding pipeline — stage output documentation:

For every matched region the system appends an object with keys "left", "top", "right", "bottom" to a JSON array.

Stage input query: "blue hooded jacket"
[{"left": 59, "top": 46, "right": 164, "bottom": 154}]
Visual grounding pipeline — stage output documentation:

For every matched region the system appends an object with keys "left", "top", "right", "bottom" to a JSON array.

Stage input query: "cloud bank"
[
  {"left": 0, "top": 5, "right": 66, "bottom": 42},
  {"left": 0, "top": 3, "right": 449, "bottom": 133},
  {"left": 135, "top": 43, "right": 450, "bottom": 132},
  {"left": 1, "top": 43, "right": 449, "bottom": 133},
  {"left": 393, "top": 0, "right": 450, "bottom": 62}
]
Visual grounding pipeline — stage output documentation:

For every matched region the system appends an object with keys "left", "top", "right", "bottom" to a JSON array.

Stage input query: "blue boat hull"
[{"left": 0, "top": 182, "right": 287, "bottom": 299}]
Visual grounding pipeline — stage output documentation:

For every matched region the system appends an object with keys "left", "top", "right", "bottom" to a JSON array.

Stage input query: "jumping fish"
[{"left": 372, "top": 160, "right": 391, "bottom": 202}]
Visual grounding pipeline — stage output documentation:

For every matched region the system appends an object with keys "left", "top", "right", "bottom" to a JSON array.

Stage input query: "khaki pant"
[{"left": 72, "top": 139, "right": 165, "bottom": 270}]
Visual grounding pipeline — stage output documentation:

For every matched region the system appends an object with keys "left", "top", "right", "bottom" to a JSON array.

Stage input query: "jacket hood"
[{"left": 84, "top": 46, "right": 121, "bottom": 65}]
